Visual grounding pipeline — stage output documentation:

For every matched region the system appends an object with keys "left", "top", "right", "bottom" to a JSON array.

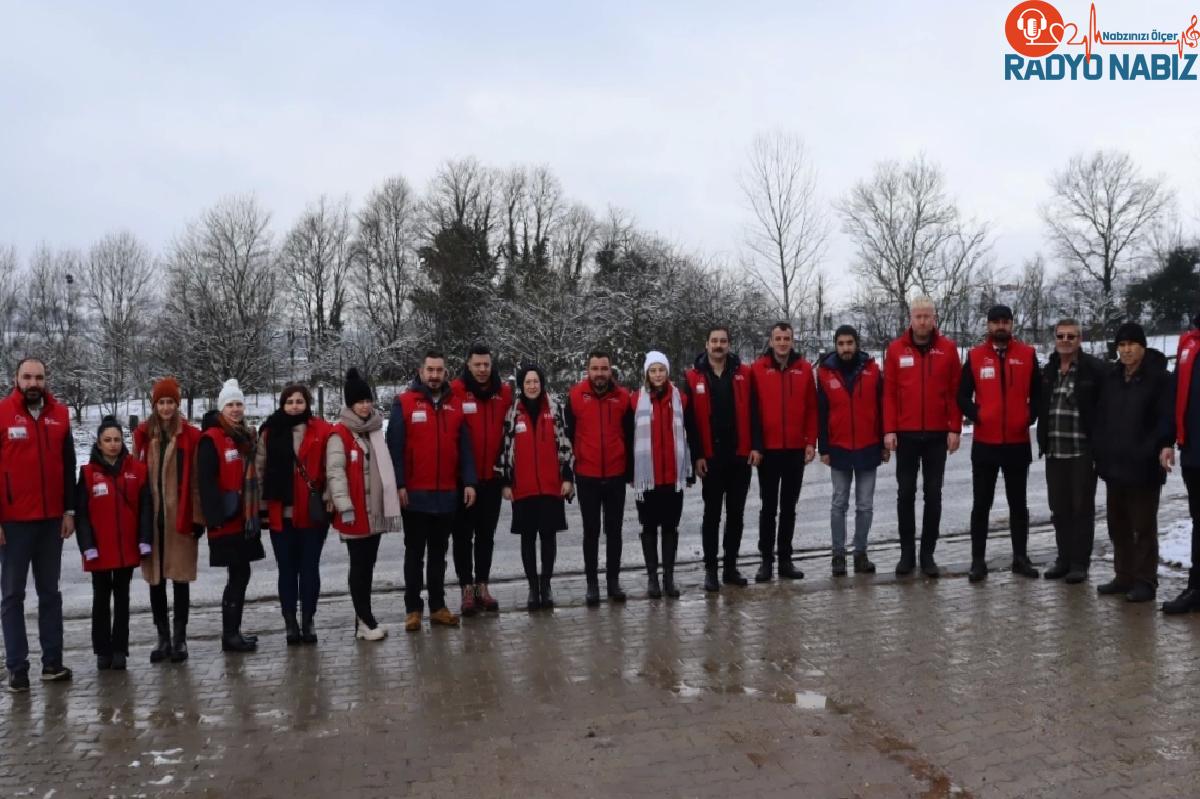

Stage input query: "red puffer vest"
[
  {"left": 967, "top": 339, "right": 1037, "bottom": 445},
  {"left": 510, "top": 397, "right": 563, "bottom": 501},
  {"left": 0, "top": 389, "right": 71, "bottom": 522}
]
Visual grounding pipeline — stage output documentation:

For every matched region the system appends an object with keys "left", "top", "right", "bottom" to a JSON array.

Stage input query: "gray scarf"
[{"left": 633, "top": 383, "right": 689, "bottom": 499}]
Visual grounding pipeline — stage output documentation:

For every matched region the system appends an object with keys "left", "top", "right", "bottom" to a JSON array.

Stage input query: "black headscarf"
[{"left": 515, "top": 362, "right": 548, "bottom": 426}]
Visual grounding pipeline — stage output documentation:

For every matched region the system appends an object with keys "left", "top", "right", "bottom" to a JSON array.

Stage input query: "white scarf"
[{"left": 633, "top": 383, "right": 689, "bottom": 500}]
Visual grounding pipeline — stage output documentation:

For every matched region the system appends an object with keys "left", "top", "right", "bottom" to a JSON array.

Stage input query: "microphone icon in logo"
[{"left": 1017, "top": 7, "right": 1047, "bottom": 43}]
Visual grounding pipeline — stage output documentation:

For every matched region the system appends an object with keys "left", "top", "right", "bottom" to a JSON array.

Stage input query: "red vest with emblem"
[
  {"left": 967, "top": 338, "right": 1036, "bottom": 445},
  {"left": 450, "top": 378, "right": 512, "bottom": 482},
  {"left": 751, "top": 354, "right": 817, "bottom": 451},
  {"left": 817, "top": 358, "right": 883, "bottom": 451},
  {"left": 511, "top": 397, "right": 563, "bottom": 501},
  {"left": 631, "top": 387, "right": 689, "bottom": 487},
  {"left": 330, "top": 425, "right": 371, "bottom": 536},
  {"left": 397, "top": 388, "right": 465, "bottom": 492},
  {"left": 264, "top": 418, "right": 333, "bottom": 532},
  {"left": 1176, "top": 330, "right": 1200, "bottom": 447},
  {"left": 201, "top": 426, "right": 248, "bottom": 539},
  {"left": 882, "top": 330, "right": 963, "bottom": 434},
  {"left": 0, "top": 389, "right": 71, "bottom": 522},
  {"left": 568, "top": 380, "right": 630, "bottom": 479},
  {"left": 134, "top": 418, "right": 201, "bottom": 536},
  {"left": 80, "top": 457, "right": 147, "bottom": 572},
  {"left": 684, "top": 362, "right": 753, "bottom": 459}
]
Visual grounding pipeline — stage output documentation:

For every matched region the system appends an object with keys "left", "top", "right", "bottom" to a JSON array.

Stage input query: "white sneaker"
[{"left": 355, "top": 618, "right": 387, "bottom": 641}]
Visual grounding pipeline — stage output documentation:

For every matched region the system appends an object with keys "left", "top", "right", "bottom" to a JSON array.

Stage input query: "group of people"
[{"left": 2, "top": 296, "right": 1199, "bottom": 695}]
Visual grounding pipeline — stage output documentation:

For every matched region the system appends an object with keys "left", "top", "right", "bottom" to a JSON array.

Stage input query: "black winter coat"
[
  {"left": 1035, "top": 351, "right": 1107, "bottom": 457},
  {"left": 1093, "top": 348, "right": 1173, "bottom": 487}
]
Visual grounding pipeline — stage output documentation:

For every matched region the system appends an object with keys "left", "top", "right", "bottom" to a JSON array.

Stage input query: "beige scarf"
[{"left": 338, "top": 406, "right": 401, "bottom": 528}]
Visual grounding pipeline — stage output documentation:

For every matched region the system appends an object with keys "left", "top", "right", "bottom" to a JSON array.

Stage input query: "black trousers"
[
  {"left": 148, "top": 580, "right": 189, "bottom": 633},
  {"left": 1184, "top": 468, "right": 1200, "bottom": 589},
  {"left": 91, "top": 568, "right": 133, "bottom": 657},
  {"left": 969, "top": 460, "right": 1030, "bottom": 561},
  {"left": 402, "top": 510, "right": 452, "bottom": 613},
  {"left": 1105, "top": 483, "right": 1160, "bottom": 588},
  {"left": 520, "top": 528, "right": 558, "bottom": 584},
  {"left": 700, "top": 455, "right": 752, "bottom": 571},
  {"left": 895, "top": 433, "right": 948, "bottom": 555},
  {"left": 576, "top": 475, "right": 626, "bottom": 583},
  {"left": 453, "top": 479, "right": 504, "bottom": 585},
  {"left": 757, "top": 450, "right": 805, "bottom": 563},
  {"left": 345, "top": 534, "right": 382, "bottom": 627},
  {"left": 1046, "top": 456, "right": 1097, "bottom": 571}
]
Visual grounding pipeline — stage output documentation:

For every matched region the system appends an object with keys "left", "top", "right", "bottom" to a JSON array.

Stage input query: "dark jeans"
[
  {"left": 576, "top": 476, "right": 625, "bottom": 583},
  {"left": 969, "top": 460, "right": 1030, "bottom": 561},
  {"left": 345, "top": 534, "right": 382, "bottom": 628},
  {"left": 1105, "top": 482, "right": 1160, "bottom": 588},
  {"left": 757, "top": 450, "right": 805, "bottom": 563},
  {"left": 1184, "top": 468, "right": 1200, "bottom": 589},
  {"left": 402, "top": 511, "right": 452, "bottom": 613},
  {"left": 700, "top": 456, "right": 752, "bottom": 571},
  {"left": 452, "top": 480, "right": 503, "bottom": 585},
  {"left": 1046, "top": 456, "right": 1097, "bottom": 571},
  {"left": 270, "top": 523, "right": 328, "bottom": 618},
  {"left": 520, "top": 528, "right": 557, "bottom": 584},
  {"left": 895, "top": 433, "right": 948, "bottom": 556},
  {"left": 91, "top": 568, "right": 133, "bottom": 656},
  {"left": 1, "top": 520, "right": 64, "bottom": 674}
]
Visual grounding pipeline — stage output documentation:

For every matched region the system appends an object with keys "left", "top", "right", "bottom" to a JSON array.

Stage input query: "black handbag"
[{"left": 294, "top": 454, "right": 331, "bottom": 526}]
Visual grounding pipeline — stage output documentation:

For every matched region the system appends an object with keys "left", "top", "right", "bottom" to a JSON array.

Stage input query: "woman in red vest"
[
  {"left": 133, "top": 376, "right": 201, "bottom": 664},
  {"left": 75, "top": 416, "right": 152, "bottom": 671},
  {"left": 196, "top": 379, "right": 264, "bottom": 653},
  {"left": 326, "top": 369, "right": 401, "bottom": 641},
  {"left": 631, "top": 351, "right": 692, "bottom": 600},
  {"left": 255, "top": 384, "right": 333, "bottom": 646},
  {"left": 498, "top": 363, "right": 574, "bottom": 612}
]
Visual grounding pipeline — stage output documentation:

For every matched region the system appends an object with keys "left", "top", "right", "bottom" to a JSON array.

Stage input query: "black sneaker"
[
  {"left": 1043, "top": 562, "right": 1070, "bottom": 580},
  {"left": 8, "top": 671, "right": 30, "bottom": 693},
  {"left": 919, "top": 557, "right": 940, "bottom": 579},
  {"left": 1064, "top": 569, "right": 1089, "bottom": 584},
  {"left": 1162, "top": 587, "right": 1200, "bottom": 614},
  {"left": 754, "top": 562, "right": 772, "bottom": 583},
  {"left": 40, "top": 664, "right": 72, "bottom": 682},
  {"left": 723, "top": 570, "right": 749, "bottom": 587},
  {"left": 1011, "top": 558, "right": 1040, "bottom": 579},
  {"left": 778, "top": 561, "right": 804, "bottom": 580},
  {"left": 1097, "top": 579, "right": 1132, "bottom": 596}
]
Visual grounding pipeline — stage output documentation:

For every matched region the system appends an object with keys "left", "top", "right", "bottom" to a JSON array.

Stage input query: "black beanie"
[
  {"left": 343, "top": 368, "right": 373, "bottom": 407},
  {"left": 834, "top": 324, "right": 860, "bottom": 345},
  {"left": 1113, "top": 322, "right": 1147, "bottom": 348},
  {"left": 96, "top": 414, "right": 122, "bottom": 438}
]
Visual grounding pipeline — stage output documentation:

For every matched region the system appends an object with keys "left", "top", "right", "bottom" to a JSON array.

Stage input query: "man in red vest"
[
  {"left": 565, "top": 350, "right": 633, "bottom": 606},
  {"left": 883, "top": 297, "right": 962, "bottom": 577},
  {"left": 1, "top": 357, "right": 77, "bottom": 693},
  {"left": 682, "top": 325, "right": 763, "bottom": 592},
  {"left": 957, "top": 305, "right": 1042, "bottom": 582},
  {"left": 386, "top": 350, "right": 477, "bottom": 631},
  {"left": 1164, "top": 313, "right": 1200, "bottom": 613},
  {"left": 749, "top": 322, "right": 815, "bottom": 582}
]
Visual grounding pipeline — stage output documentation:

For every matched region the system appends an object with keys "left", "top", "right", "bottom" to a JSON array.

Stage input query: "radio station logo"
[{"left": 1004, "top": 1, "right": 1199, "bottom": 80}]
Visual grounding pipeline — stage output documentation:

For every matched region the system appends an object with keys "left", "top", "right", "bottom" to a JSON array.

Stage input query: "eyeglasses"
[{"left": 1055, "top": 333, "right": 1078, "bottom": 341}]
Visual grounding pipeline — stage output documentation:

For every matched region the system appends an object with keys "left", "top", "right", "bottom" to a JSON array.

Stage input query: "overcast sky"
[{"left": 1, "top": 0, "right": 1196, "bottom": 300}]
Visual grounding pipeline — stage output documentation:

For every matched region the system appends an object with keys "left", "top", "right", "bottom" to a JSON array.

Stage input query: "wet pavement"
[{"left": 2, "top": 490, "right": 1198, "bottom": 798}]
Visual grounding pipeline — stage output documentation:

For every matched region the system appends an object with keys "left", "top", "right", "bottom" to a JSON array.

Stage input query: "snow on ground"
[{"left": 1160, "top": 518, "right": 1193, "bottom": 571}]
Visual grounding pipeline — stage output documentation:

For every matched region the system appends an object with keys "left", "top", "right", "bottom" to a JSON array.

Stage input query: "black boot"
[
  {"left": 221, "top": 601, "right": 257, "bottom": 653},
  {"left": 284, "top": 612, "right": 301, "bottom": 646},
  {"left": 853, "top": 552, "right": 876, "bottom": 574},
  {"left": 585, "top": 578, "right": 601, "bottom": 607},
  {"left": 662, "top": 529, "right": 681, "bottom": 598},
  {"left": 895, "top": 544, "right": 916, "bottom": 576},
  {"left": 778, "top": 559, "right": 804, "bottom": 580},
  {"left": 919, "top": 536, "right": 940, "bottom": 577},
  {"left": 300, "top": 613, "right": 318, "bottom": 644},
  {"left": 831, "top": 554, "right": 847, "bottom": 577},
  {"left": 968, "top": 561, "right": 988, "bottom": 583},
  {"left": 641, "top": 531, "right": 661, "bottom": 598},
  {"left": 754, "top": 559, "right": 773, "bottom": 583},
  {"left": 149, "top": 591, "right": 172, "bottom": 664},
  {"left": 539, "top": 575, "right": 554, "bottom": 609},
  {"left": 526, "top": 579, "right": 541, "bottom": 612},
  {"left": 704, "top": 567, "right": 720, "bottom": 593},
  {"left": 1162, "top": 587, "right": 1200, "bottom": 614},
  {"left": 724, "top": 559, "right": 749, "bottom": 587},
  {"left": 606, "top": 576, "right": 627, "bottom": 603},
  {"left": 150, "top": 625, "right": 172, "bottom": 664},
  {"left": 169, "top": 616, "right": 188, "bottom": 663}
]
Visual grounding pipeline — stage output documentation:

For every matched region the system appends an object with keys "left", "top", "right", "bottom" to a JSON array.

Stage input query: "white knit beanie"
[
  {"left": 643, "top": 350, "right": 670, "bottom": 374},
  {"left": 217, "top": 378, "right": 245, "bottom": 410}
]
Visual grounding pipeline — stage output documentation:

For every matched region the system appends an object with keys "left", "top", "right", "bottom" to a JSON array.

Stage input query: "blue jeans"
[
  {"left": 270, "top": 522, "right": 328, "bottom": 618},
  {"left": 830, "top": 468, "right": 876, "bottom": 556},
  {"left": 1, "top": 520, "right": 64, "bottom": 674}
]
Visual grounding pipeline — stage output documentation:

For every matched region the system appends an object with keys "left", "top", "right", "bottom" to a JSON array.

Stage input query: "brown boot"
[
  {"left": 429, "top": 607, "right": 460, "bottom": 627},
  {"left": 404, "top": 611, "right": 422, "bottom": 632}
]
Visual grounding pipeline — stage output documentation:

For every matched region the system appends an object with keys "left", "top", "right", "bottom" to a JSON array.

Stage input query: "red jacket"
[
  {"left": 883, "top": 329, "right": 963, "bottom": 435},
  {"left": 683, "top": 355, "right": 757, "bottom": 459},
  {"left": 510, "top": 396, "right": 564, "bottom": 501},
  {"left": 0, "top": 388, "right": 73, "bottom": 522},
  {"left": 395, "top": 386, "right": 468, "bottom": 492},
  {"left": 631, "top": 387, "right": 689, "bottom": 487},
  {"left": 817, "top": 354, "right": 882, "bottom": 453},
  {"left": 451, "top": 376, "right": 512, "bottom": 482},
  {"left": 751, "top": 353, "right": 817, "bottom": 451},
  {"left": 330, "top": 425, "right": 371, "bottom": 536},
  {"left": 1176, "top": 330, "right": 1200, "bottom": 447},
  {"left": 134, "top": 418, "right": 202, "bottom": 536},
  {"left": 960, "top": 338, "right": 1038, "bottom": 445},
  {"left": 199, "top": 426, "right": 249, "bottom": 539},
  {"left": 76, "top": 456, "right": 150, "bottom": 572},
  {"left": 566, "top": 380, "right": 631, "bottom": 479},
  {"left": 263, "top": 417, "right": 333, "bottom": 531}
]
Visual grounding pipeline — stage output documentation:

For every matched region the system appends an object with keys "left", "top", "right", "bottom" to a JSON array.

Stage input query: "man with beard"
[
  {"left": 450, "top": 344, "right": 512, "bottom": 614},
  {"left": 565, "top": 350, "right": 633, "bottom": 606},
  {"left": 957, "top": 305, "right": 1042, "bottom": 582},
  {"left": 682, "top": 326, "right": 763, "bottom": 592},
  {"left": 0, "top": 357, "right": 77, "bottom": 692}
]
